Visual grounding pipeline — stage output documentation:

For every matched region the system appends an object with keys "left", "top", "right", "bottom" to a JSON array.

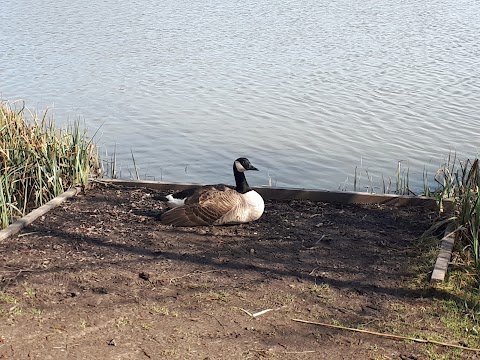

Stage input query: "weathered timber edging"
[
  {"left": 0, "top": 180, "right": 455, "bottom": 282},
  {"left": 431, "top": 224, "right": 456, "bottom": 282},
  {"left": 101, "top": 178, "right": 452, "bottom": 211},
  {"left": 0, "top": 187, "right": 80, "bottom": 242}
]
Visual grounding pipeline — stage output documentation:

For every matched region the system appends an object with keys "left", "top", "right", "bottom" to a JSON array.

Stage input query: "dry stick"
[
  {"left": 239, "top": 308, "right": 274, "bottom": 318},
  {"left": 167, "top": 269, "right": 218, "bottom": 284},
  {"left": 292, "top": 318, "right": 480, "bottom": 353}
]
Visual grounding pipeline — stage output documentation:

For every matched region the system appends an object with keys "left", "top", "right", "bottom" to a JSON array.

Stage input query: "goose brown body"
[{"left": 159, "top": 158, "right": 264, "bottom": 226}]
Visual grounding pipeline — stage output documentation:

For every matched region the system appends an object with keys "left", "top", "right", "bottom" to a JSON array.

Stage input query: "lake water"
[{"left": 1, "top": 0, "right": 479, "bottom": 192}]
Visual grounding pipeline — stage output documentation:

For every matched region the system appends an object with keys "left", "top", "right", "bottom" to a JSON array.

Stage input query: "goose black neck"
[{"left": 233, "top": 166, "right": 251, "bottom": 194}]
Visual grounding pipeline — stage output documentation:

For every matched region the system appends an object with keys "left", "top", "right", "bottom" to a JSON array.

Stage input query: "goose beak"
[{"left": 248, "top": 165, "right": 259, "bottom": 171}]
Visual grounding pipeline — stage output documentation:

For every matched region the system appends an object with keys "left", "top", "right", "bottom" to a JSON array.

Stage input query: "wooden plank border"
[
  {"left": 0, "top": 187, "right": 80, "bottom": 242},
  {"left": 431, "top": 224, "right": 456, "bottom": 282},
  {"left": 100, "top": 179, "right": 452, "bottom": 211}
]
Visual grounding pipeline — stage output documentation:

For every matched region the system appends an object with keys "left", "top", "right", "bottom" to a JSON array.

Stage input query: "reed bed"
[
  {"left": 349, "top": 160, "right": 413, "bottom": 195},
  {"left": 425, "top": 154, "right": 480, "bottom": 284},
  {"left": 431, "top": 156, "right": 480, "bottom": 270},
  {"left": 0, "top": 101, "right": 100, "bottom": 229}
]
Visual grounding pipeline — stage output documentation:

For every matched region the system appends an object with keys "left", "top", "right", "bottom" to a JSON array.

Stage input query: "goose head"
[
  {"left": 234, "top": 157, "right": 259, "bottom": 173},
  {"left": 233, "top": 157, "right": 258, "bottom": 194}
]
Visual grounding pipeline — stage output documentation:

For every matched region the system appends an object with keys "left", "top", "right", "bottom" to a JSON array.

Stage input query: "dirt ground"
[{"left": 0, "top": 183, "right": 477, "bottom": 359}]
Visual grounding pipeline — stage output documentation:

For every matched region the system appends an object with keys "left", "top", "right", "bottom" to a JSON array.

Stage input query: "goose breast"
[{"left": 215, "top": 190, "right": 264, "bottom": 225}]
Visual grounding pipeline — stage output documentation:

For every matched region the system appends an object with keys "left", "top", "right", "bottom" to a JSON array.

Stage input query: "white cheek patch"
[{"left": 235, "top": 161, "right": 246, "bottom": 172}]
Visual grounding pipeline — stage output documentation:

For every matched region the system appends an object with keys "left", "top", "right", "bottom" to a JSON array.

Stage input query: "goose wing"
[{"left": 160, "top": 186, "right": 242, "bottom": 226}]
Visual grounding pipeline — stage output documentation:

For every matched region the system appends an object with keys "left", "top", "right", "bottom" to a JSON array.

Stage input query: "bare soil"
[{"left": 0, "top": 183, "right": 476, "bottom": 359}]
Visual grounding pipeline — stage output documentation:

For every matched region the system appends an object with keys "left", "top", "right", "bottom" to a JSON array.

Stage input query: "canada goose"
[{"left": 159, "top": 158, "right": 264, "bottom": 226}]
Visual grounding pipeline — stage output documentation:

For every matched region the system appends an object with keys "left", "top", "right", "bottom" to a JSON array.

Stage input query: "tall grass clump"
[
  {"left": 0, "top": 101, "right": 100, "bottom": 229},
  {"left": 452, "top": 159, "right": 479, "bottom": 268},
  {"left": 429, "top": 156, "right": 480, "bottom": 271}
]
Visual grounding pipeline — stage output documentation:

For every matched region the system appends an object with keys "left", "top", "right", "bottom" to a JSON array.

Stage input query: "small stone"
[
  {"left": 139, "top": 272, "right": 150, "bottom": 281},
  {"left": 250, "top": 248, "right": 255, "bottom": 255}
]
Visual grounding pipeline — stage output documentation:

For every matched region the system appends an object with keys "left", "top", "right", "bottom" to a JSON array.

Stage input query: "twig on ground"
[
  {"left": 17, "top": 232, "right": 38, "bottom": 237},
  {"left": 0, "top": 268, "right": 38, "bottom": 273},
  {"left": 239, "top": 308, "right": 253, "bottom": 317},
  {"left": 203, "top": 312, "right": 225, "bottom": 329},
  {"left": 239, "top": 308, "right": 274, "bottom": 318},
  {"left": 249, "top": 349, "right": 269, "bottom": 354},
  {"left": 292, "top": 318, "right": 480, "bottom": 353},
  {"left": 141, "top": 348, "right": 152, "bottom": 358},
  {"left": 167, "top": 270, "right": 218, "bottom": 284},
  {"left": 240, "top": 306, "right": 286, "bottom": 318}
]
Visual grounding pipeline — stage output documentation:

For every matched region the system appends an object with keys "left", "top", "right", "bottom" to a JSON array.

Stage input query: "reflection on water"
[{"left": 1, "top": 0, "right": 479, "bottom": 191}]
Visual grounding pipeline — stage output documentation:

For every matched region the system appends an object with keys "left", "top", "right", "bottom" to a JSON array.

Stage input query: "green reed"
[
  {"left": 352, "top": 160, "right": 412, "bottom": 195},
  {"left": 455, "top": 159, "right": 480, "bottom": 266},
  {"left": 0, "top": 101, "right": 100, "bottom": 229},
  {"left": 428, "top": 156, "right": 480, "bottom": 268}
]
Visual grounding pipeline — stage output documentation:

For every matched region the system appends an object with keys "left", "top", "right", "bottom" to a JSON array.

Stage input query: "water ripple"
[{"left": 1, "top": 0, "right": 479, "bottom": 190}]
